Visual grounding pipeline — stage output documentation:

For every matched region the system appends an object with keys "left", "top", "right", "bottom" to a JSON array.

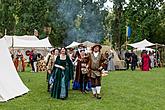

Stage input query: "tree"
[
  {"left": 112, "top": 0, "right": 125, "bottom": 50},
  {"left": 0, "top": 0, "right": 16, "bottom": 36},
  {"left": 15, "top": 0, "right": 49, "bottom": 36},
  {"left": 124, "top": 0, "right": 165, "bottom": 44}
]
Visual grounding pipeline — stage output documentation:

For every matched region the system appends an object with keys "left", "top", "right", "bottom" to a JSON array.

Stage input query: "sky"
[{"left": 104, "top": 0, "right": 130, "bottom": 11}]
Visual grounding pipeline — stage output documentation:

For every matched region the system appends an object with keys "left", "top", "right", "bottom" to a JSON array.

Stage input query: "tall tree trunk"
[{"left": 114, "top": 3, "right": 122, "bottom": 50}]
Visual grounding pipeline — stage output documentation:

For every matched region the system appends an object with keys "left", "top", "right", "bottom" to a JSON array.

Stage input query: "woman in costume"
[
  {"left": 51, "top": 47, "right": 74, "bottom": 99},
  {"left": 141, "top": 50, "right": 151, "bottom": 71},
  {"left": 149, "top": 51, "right": 154, "bottom": 68},
  {"left": 14, "top": 49, "right": 25, "bottom": 72},
  {"left": 107, "top": 50, "right": 115, "bottom": 71},
  {"left": 75, "top": 49, "right": 89, "bottom": 93},
  {"left": 72, "top": 44, "right": 86, "bottom": 90}
]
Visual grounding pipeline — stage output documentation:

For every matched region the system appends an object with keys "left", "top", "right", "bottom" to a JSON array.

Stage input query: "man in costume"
[
  {"left": 29, "top": 48, "right": 35, "bottom": 72},
  {"left": 125, "top": 50, "right": 131, "bottom": 70},
  {"left": 130, "top": 50, "right": 138, "bottom": 71},
  {"left": 87, "top": 44, "right": 106, "bottom": 99}
]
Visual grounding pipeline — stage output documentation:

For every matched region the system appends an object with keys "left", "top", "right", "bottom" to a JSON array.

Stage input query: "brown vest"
[{"left": 90, "top": 53, "right": 101, "bottom": 70}]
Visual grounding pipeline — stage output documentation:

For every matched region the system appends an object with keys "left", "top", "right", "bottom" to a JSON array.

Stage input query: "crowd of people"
[
  {"left": 9, "top": 42, "right": 161, "bottom": 100},
  {"left": 10, "top": 48, "right": 46, "bottom": 73},
  {"left": 45, "top": 44, "right": 108, "bottom": 100},
  {"left": 124, "top": 49, "right": 161, "bottom": 71}
]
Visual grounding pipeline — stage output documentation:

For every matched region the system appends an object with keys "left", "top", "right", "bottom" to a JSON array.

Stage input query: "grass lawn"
[{"left": 0, "top": 68, "right": 165, "bottom": 110}]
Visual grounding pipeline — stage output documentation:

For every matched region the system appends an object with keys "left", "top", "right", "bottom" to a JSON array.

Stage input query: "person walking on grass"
[
  {"left": 87, "top": 44, "right": 106, "bottom": 99},
  {"left": 125, "top": 50, "right": 131, "bottom": 70},
  {"left": 130, "top": 50, "right": 138, "bottom": 71},
  {"left": 51, "top": 47, "right": 74, "bottom": 100},
  {"left": 29, "top": 49, "right": 35, "bottom": 72},
  {"left": 75, "top": 49, "right": 89, "bottom": 93},
  {"left": 141, "top": 50, "right": 151, "bottom": 71},
  {"left": 46, "top": 48, "right": 59, "bottom": 92},
  {"left": 107, "top": 50, "right": 115, "bottom": 71}
]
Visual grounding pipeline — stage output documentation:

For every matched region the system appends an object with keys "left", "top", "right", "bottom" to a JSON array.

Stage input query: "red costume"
[
  {"left": 142, "top": 53, "right": 151, "bottom": 71},
  {"left": 14, "top": 52, "right": 25, "bottom": 72}
]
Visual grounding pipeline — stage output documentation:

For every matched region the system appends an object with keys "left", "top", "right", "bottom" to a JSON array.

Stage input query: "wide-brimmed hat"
[
  {"left": 50, "top": 48, "right": 55, "bottom": 52},
  {"left": 78, "top": 44, "right": 86, "bottom": 48},
  {"left": 91, "top": 44, "right": 102, "bottom": 51}
]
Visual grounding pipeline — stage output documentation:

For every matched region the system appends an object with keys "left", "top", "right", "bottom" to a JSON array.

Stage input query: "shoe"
[
  {"left": 93, "top": 94, "right": 96, "bottom": 98},
  {"left": 81, "top": 90, "right": 84, "bottom": 93},
  {"left": 80, "top": 90, "right": 87, "bottom": 94},
  {"left": 97, "top": 94, "right": 101, "bottom": 99},
  {"left": 60, "top": 97, "right": 66, "bottom": 100},
  {"left": 84, "top": 90, "right": 88, "bottom": 94}
]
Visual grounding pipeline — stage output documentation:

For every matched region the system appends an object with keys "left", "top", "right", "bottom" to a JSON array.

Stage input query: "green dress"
[{"left": 51, "top": 55, "right": 74, "bottom": 99}]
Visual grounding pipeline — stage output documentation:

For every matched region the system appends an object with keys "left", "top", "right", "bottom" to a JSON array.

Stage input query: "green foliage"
[
  {"left": 0, "top": 0, "right": 16, "bottom": 35},
  {"left": 0, "top": 68, "right": 165, "bottom": 109},
  {"left": 124, "top": 0, "right": 165, "bottom": 43},
  {"left": 46, "top": 0, "right": 67, "bottom": 46},
  {"left": 102, "top": 36, "right": 111, "bottom": 46},
  {"left": 15, "top": 0, "right": 49, "bottom": 35},
  {"left": 0, "top": 0, "right": 164, "bottom": 46},
  {"left": 111, "top": 0, "right": 125, "bottom": 50},
  {"left": 108, "top": 0, "right": 165, "bottom": 49}
]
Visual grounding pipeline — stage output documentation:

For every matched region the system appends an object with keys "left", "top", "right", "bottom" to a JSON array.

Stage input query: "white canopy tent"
[
  {"left": 82, "top": 41, "right": 95, "bottom": 47},
  {"left": 13, "top": 37, "right": 52, "bottom": 48},
  {"left": 127, "top": 39, "right": 155, "bottom": 48},
  {"left": 3, "top": 35, "right": 39, "bottom": 47},
  {"left": 66, "top": 41, "right": 81, "bottom": 48},
  {"left": 0, "top": 38, "right": 29, "bottom": 102},
  {"left": 136, "top": 47, "right": 155, "bottom": 51}
]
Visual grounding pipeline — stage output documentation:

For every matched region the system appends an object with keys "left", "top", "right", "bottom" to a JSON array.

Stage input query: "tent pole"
[{"left": 12, "top": 36, "right": 15, "bottom": 58}]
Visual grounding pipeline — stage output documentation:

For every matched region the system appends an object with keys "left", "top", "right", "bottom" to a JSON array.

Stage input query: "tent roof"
[
  {"left": 101, "top": 45, "right": 111, "bottom": 53},
  {"left": 127, "top": 39, "right": 155, "bottom": 48},
  {"left": 66, "top": 41, "right": 81, "bottom": 48},
  {"left": 82, "top": 41, "right": 95, "bottom": 47},
  {"left": 13, "top": 37, "right": 52, "bottom": 48},
  {"left": 0, "top": 38, "right": 29, "bottom": 102},
  {"left": 3, "top": 35, "right": 39, "bottom": 47}
]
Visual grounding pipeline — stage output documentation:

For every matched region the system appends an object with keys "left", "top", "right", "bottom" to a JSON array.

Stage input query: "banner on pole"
[{"left": 126, "top": 26, "right": 131, "bottom": 39}]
